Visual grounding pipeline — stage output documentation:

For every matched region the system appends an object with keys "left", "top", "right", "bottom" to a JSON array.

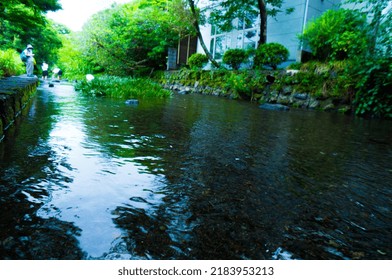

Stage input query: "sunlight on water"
[
  {"left": 272, "top": 247, "right": 295, "bottom": 260},
  {"left": 34, "top": 87, "right": 166, "bottom": 258}
]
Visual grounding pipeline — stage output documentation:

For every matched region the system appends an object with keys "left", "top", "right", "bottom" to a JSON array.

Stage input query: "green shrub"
[
  {"left": 188, "top": 53, "right": 208, "bottom": 69},
  {"left": 0, "top": 49, "right": 25, "bottom": 77},
  {"left": 287, "top": 62, "right": 302, "bottom": 70},
  {"left": 222, "top": 48, "right": 248, "bottom": 70},
  {"left": 299, "top": 9, "right": 369, "bottom": 61},
  {"left": 254, "top": 43, "right": 289, "bottom": 70},
  {"left": 224, "top": 70, "right": 266, "bottom": 100},
  {"left": 75, "top": 75, "right": 172, "bottom": 99},
  {"left": 353, "top": 57, "right": 392, "bottom": 119},
  {"left": 225, "top": 72, "right": 247, "bottom": 98}
]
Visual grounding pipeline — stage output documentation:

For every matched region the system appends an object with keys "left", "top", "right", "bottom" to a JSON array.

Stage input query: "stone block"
[{"left": 0, "top": 76, "right": 38, "bottom": 138}]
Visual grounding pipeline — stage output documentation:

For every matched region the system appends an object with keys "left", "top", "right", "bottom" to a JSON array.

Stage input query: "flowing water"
[{"left": 0, "top": 83, "right": 391, "bottom": 260}]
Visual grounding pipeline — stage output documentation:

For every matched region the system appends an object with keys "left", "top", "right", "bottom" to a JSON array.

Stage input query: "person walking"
[
  {"left": 23, "top": 44, "right": 35, "bottom": 77},
  {"left": 58, "top": 69, "right": 63, "bottom": 80},
  {"left": 41, "top": 61, "right": 49, "bottom": 80},
  {"left": 52, "top": 67, "right": 62, "bottom": 80}
]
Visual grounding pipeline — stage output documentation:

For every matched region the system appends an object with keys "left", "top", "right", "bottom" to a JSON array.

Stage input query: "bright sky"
[{"left": 47, "top": 0, "right": 132, "bottom": 31}]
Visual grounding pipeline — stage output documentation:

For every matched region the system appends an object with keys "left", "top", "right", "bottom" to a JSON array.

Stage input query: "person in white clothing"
[
  {"left": 24, "top": 44, "right": 35, "bottom": 77},
  {"left": 41, "top": 61, "right": 49, "bottom": 80}
]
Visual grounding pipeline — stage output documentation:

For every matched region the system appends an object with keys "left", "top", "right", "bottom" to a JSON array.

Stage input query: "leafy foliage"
[
  {"left": 299, "top": 9, "right": 369, "bottom": 61},
  {"left": 0, "top": 0, "right": 61, "bottom": 28},
  {"left": 73, "top": 0, "right": 185, "bottom": 77},
  {"left": 0, "top": 49, "right": 25, "bottom": 77},
  {"left": 341, "top": 0, "right": 392, "bottom": 118},
  {"left": 208, "top": 0, "right": 260, "bottom": 33},
  {"left": 222, "top": 49, "right": 248, "bottom": 70},
  {"left": 187, "top": 53, "right": 208, "bottom": 69},
  {"left": 344, "top": 0, "right": 391, "bottom": 56},
  {"left": 224, "top": 70, "right": 265, "bottom": 99},
  {"left": 186, "top": 0, "right": 220, "bottom": 68},
  {"left": 56, "top": 33, "right": 97, "bottom": 80},
  {"left": 297, "top": 1, "right": 391, "bottom": 118},
  {"left": 353, "top": 57, "right": 392, "bottom": 118},
  {"left": 74, "top": 76, "right": 172, "bottom": 99},
  {"left": 254, "top": 42, "right": 289, "bottom": 69},
  {"left": 0, "top": 0, "right": 63, "bottom": 63},
  {"left": 208, "top": 0, "right": 294, "bottom": 45}
]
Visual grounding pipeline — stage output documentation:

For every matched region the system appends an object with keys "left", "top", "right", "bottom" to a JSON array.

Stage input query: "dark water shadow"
[{"left": 0, "top": 88, "right": 85, "bottom": 259}]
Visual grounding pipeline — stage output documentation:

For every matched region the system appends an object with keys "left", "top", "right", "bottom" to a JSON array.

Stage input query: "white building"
[{"left": 197, "top": 0, "right": 342, "bottom": 63}]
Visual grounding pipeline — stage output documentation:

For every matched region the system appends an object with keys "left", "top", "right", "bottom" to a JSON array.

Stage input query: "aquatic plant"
[{"left": 74, "top": 75, "right": 172, "bottom": 99}]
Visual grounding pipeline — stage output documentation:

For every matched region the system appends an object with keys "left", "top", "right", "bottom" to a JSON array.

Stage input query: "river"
[{"left": 0, "top": 82, "right": 391, "bottom": 260}]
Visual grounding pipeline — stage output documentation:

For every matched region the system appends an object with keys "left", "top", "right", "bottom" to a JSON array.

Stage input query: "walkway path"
[{"left": 0, "top": 75, "right": 38, "bottom": 93}]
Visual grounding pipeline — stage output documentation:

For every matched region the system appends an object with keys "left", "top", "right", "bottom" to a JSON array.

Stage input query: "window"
[
  {"left": 211, "top": 24, "right": 223, "bottom": 36},
  {"left": 236, "top": 33, "right": 243, "bottom": 48},
  {"left": 210, "top": 15, "right": 259, "bottom": 59},
  {"left": 212, "top": 35, "right": 231, "bottom": 59},
  {"left": 215, "top": 36, "right": 225, "bottom": 59},
  {"left": 244, "top": 30, "right": 257, "bottom": 49}
]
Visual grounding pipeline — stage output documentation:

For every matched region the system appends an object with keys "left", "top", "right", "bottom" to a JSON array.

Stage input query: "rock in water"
[
  {"left": 178, "top": 90, "right": 188, "bottom": 95},
  {"left": 125, "top": 99, "right": 139, "bottom": 105},
  {"left": 259, "top": 103, "right": 290, "bottom": 111}
]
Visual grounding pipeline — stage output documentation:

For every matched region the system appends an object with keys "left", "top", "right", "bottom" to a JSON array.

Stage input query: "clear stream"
[{"left": 0, "top": 83, "right": 391, "bottom": 260}]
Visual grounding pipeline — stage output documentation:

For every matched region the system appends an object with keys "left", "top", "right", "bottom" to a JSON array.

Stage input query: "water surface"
[{"left": 0, "top": 83, "right": 391, "bottom": 259}]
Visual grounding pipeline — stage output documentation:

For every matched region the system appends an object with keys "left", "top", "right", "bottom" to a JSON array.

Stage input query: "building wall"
[
  {"left": 268, "top": 0, "right": 342, "bottom": 61},
  {"left": 197, "top": 0, "right": 342, "bottom": 63}
]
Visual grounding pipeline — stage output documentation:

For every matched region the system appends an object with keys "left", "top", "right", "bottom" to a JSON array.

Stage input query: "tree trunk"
[
  {"left": 257, "top": 0, "right": 267, "bottom": 46},
  {"left": 188, "top": 0, "right": 220, "bottom": 68}
]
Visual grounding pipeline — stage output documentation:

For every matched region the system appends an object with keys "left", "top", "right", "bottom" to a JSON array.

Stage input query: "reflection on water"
[{"left": 0, "top": 83, "right": 391, "bottom": 259}]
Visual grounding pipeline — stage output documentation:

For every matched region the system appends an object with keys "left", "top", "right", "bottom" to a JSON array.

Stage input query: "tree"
[
  {"left": 76, "top": 0, "right": 182, "bottom": 76},
  {"left": 188, "top": 53, "right": 208, "bottom": 69},
  {"left": 169, "top": 0, "right": 195, "bottom": 35},
  {"left": 0, "top": 0, "right": 63, "bottom": 64},
  {"left": 0, "top": 0, "right": 61, "bottom": 43},
  {"left": 254, "top": 42, "right": 288, "bottom": 69},
  {"left": 344, "top": 0, "right": 391, "bottom": 57},
  {"left": 53, "top": 29, "right": 96, "bottom": 80},
  {"left": 342, "top": 0, "right": 392, "bottom": 118},
  {"left": 0, "top": 0, "right": 61, "bottom": 20},
  {"left": 208, "top": 0, "right": 294, "bottom": 46},
  {"left": 187, "top": 0, "right": 220, "bottom": 68},
  {"left": 222, "top": 48, "right": 248, "bottom": 70}
]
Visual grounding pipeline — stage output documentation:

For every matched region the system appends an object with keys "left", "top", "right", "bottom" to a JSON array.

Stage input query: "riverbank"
[
  {"left": 0, "top": 75, "right": 39, "bottom": 141},
  {"left": 154, "top": 69, "right": 354, "bottom": 114}
]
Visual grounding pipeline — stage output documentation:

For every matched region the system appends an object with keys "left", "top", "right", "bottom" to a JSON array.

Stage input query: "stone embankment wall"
[
  {"left": 157, "top": 70, "right": 352, "bottom": 113},
  {"left": 0, "top": 76, "right": 39, "bottom": 141}
]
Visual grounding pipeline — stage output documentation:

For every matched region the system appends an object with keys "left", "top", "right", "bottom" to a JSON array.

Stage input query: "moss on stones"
[{"left": 0, "top": 76, "right": 38, "bottom": 141}]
